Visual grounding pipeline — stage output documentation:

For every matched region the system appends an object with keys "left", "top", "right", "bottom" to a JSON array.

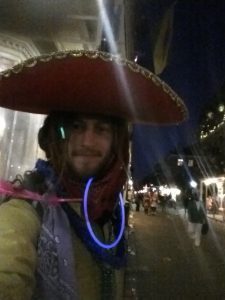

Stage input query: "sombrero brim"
[{"left": 0, "top": 50, "right": 188, "bottom": 125}]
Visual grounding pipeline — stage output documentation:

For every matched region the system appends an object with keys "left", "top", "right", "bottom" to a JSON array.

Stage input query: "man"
[
  {"left": 0, "top": 50, "right": 188, "bottom": 300},
  {"left": 187, "top": 189, "right": 207, "bottom": 247}
]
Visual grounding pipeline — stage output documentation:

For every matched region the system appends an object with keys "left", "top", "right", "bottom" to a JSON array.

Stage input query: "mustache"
[{"left": 71, "top": 148, "right": 102, "bottom": 157}]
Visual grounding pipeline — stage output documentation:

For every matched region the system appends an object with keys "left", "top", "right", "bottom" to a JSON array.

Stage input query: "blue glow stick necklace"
[{"left": 83, "top": 177, "right": 125, "bottom": 249}]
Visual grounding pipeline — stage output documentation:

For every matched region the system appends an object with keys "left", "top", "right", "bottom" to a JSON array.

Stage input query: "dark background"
[{"left": 131, "top": 0, "right": 225, "bottom": 182}]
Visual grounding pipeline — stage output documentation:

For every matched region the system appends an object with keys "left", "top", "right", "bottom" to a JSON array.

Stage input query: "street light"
[{"left": 190, "top": 180, "right": 197, "bottom": 188}]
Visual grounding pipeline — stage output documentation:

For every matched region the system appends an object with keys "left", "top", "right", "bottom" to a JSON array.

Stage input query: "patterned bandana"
[
  {"left": 33, "top": 204, "right": 78, "bottom": 300},
  {"left": 32, "top": 159, "right": 127, "bottom": 300}
]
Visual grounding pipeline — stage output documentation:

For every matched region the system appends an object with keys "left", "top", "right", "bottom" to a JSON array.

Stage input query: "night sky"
[{"left": 131, "top": 1, "right": 225, "bottom": 182}]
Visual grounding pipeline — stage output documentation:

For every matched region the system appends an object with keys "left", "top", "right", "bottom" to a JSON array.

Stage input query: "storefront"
[{"left": 200, "top": 176, "right": 225, "bottom": 212}]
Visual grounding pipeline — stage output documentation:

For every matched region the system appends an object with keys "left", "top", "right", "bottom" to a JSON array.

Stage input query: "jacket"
[
  {"left": 0, "top": 199, "right": 124, "bottom": 300},
  {"left": 187, "top": 200, "right": 206, "bottom": 224}
]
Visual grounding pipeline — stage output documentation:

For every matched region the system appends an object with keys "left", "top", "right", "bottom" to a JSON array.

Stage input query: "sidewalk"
[
  {"left": 124, "top": 212, "right": 139, "bottom": 300},
  {"left": 207, "top": 212, "right": 224, "bottom": 222},
  {"left": 124, "top": 207, "right": 225, "bottom": 299},
  {"left": 123, "top": 208, "right": 224, "bottom": 300},
  {"left": 168, "top": 205, "right": 225, "bottom": 223}
]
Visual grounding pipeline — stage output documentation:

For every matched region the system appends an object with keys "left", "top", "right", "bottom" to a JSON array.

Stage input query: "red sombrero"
[{"left": 0, "top": 50, "right": 188, "bottom": 124}]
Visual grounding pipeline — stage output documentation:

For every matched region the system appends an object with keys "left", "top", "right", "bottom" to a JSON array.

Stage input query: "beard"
[{"left": 66, "top": 149, "right": 113, "bottom": 181}]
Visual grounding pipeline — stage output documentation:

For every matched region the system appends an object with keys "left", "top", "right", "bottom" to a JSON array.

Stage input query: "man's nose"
[{"left": 81, "top": 128, "right": 96, "bottom": 146}]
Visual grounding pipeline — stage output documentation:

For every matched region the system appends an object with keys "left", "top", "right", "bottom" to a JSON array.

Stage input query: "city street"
[{"left": 124, "top": 208, "right": 225, "bottom": 300}]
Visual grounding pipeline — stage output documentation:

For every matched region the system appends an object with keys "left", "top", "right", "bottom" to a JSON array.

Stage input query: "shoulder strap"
[{"left": 0, "top": 172, "right": 45, "bottom": 219}]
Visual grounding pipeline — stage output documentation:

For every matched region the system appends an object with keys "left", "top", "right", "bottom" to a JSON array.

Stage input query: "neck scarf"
[{"left": 36, "top": 157, "right": 127, "bottom": 221}]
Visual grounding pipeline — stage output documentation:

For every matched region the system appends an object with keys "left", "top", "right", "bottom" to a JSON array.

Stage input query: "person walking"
[
  {"left": 149, "top": 191, "right": 158, "bottom": 215},
  {"left": 143, "top": 191, "right": 150, "bottom": 215},
  {"left": 187, "top": 189, "right": 207, "bottom": 247}
]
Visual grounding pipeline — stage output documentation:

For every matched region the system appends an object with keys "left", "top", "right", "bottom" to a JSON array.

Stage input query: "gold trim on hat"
[{"left": 0, "top": 49, "right": 188, "bottom": 121}]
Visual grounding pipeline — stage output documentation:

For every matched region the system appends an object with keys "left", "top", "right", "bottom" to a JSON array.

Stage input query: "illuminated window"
[
  {"left": 177, "top": 159, "right": 184, "bottom": 166},
  {"left": 188, "top": 160, "right": 194, "bottom": 167}
]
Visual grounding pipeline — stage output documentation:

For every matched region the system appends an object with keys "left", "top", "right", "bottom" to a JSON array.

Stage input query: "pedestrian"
[
  {"left": 0, "top": 50, "right": 187, "bottom": 300},
  {"left": 135, "top": 192, "right": 142, "bottom": 212},
  {"left": 158, "top": 192, "right": 167, "bottom": 213},
  {"left": 143, "top": 191, "right": 150, "bottom": 215},
  {"left": 222, "top": 196, "right": 225, "bottom": 222},
  {"left": 149, "top": 191, "right": 158, "bottom": 215},
  {"left": 182, "top": 190, "right": 190, "bottom": 217},
  {"left": 187, "top": 189, "right": 207, "bottom": 247}
]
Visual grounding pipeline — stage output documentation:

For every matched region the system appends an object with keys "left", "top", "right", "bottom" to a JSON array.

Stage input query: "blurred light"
[
  {"left": 203, "top": 177, "right": 225, "bottom": 186},
  {"left": 0, "top": 59, "right": 13, "bottom": 72},
  {"left": 218, "top": 104, "right": 224, "bottom": 112},
  {"left": 97, "top": 0, "right": 136, "bottom": 116},
  {"left": 128, "top": 179, "right": 133, "bottom": 186},
  {"left": 169, "top": 187, "right": 181, "bottom": 199},
  {"left": 207, "top": 112, "right": 213, "bottom": 119},
  {"left": 177, "top": 158, "right": 183, "bottom": 166},
  {"left": 143, "top": 185, "right": 148, "bottom": 193},
  {"left": 204, "top": 177, "right": 217, "bottom": 185},
  {"left": 190, "top": 180, "right": 197, "bottom": 188}
]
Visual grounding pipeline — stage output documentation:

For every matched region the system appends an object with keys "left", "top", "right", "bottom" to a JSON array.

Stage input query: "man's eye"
[
  {"left": 96, "top": 124, "right": 112, "bottom": 133},
  {"left": 72, "top": 122, "right": 83, "bottom": 130}
]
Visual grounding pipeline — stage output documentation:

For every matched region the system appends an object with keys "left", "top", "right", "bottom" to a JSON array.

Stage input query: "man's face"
[{"left": 66, "top": 116, "right": 114, "bottom": 180}]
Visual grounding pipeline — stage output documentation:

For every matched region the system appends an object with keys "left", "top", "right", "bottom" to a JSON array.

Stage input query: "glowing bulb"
[{"left": 218, "top": 104, "right": 224, "bottom": 112}]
